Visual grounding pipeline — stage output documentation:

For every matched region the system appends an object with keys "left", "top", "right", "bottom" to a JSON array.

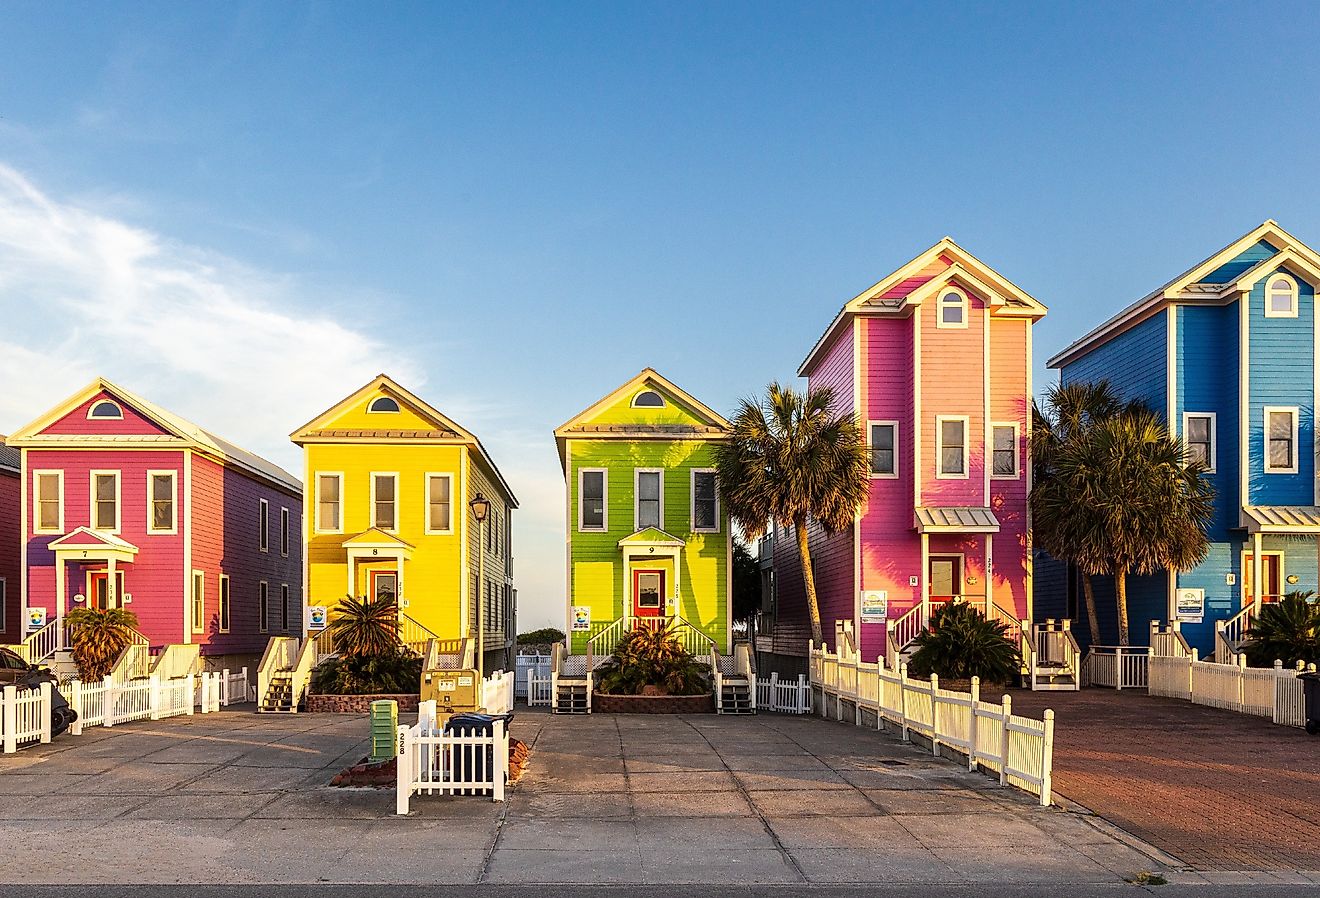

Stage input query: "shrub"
[
  {"left": 906, "top": 602, "right": 1022, "bottom": 686},
  {"left": 313, "top": 650, "right": 423, "bottom": 695},
  {"left": 327, "top": 594, "right": 401, "bottom": 658},
  {"left": 518, "top": 627, "right": 566, "bottom": 646},
  {"left": 65, "top": 607, "right": 141, "bottom": 681},
  {"left": 1244, "top": 591, "right": 1320, "bottom": 669},
  {"left": 595, "top": 623, "right": 711, "bottom": 696}
]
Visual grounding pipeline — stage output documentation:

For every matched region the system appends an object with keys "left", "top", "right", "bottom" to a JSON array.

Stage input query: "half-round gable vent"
[
  {"left": 87, "top": 399, "right": 124, "bottom": 420},
  {"left": 368, "top": 396, "right": 401, "bottom": 413},
  {"left": 631, "top": 390, "right": 666, "bottom": 408}
]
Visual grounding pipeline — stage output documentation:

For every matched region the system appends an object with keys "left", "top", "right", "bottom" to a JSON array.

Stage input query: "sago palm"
[
  {"left": 1244, "top": 591, "right": 1320, "bottom": 668},
  {"left": 328, "top": 594, "right": 401, "bottom": 659},
  {"left": 1041, "top": 407, "right": 1213, "bottom": 645},
  {"left": 65, "top": 607, "right": 141, "bottom": 680},
  {"left": 714, "top": 382, "right": 869, "bottom": 645},
  {"left": 906, "top": 601, "right": 1021, "bottom": 686}
]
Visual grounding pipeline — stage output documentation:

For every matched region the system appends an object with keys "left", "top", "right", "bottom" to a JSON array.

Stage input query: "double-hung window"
[
  {"left": 692, "top": 470, "right": 719, "bottom": 532},
  {"left": 426, "top": 474, "right": 453, "bottom": 533},
  {"left": 258, "top": 499, "right": 269, "bottom": 552},
  {"left": 280, "top": 508, "right": 290, "bottom": 556},
  {"left": 1265, "top": 407, "right": 1299, "bottom": 473},
  {"left": 991, "top": 424, "right": 1019, "bottom": 478},
  {"left": 938, "top": 288, "right": 968, "bottom": 328},
  {"left": 372, "top": 474, "right": 398, "bottom": 530},
  {"left": 316, "top": 473, "right": 342, "bottom": 533},
  {"left": 636, "top": 470, "right": 662, "bottom": 530},
  {"left": 281, "top": 584, "right": 290, "bottom": 631},
  {"left": 148, "top": 472, "right": 176, "bottom": 533},
  {"left": 1183, "top": 413, "right": 1216, "bottom": 471},
  {"left": 258, "top": 581, "right": 269, "bottom": 633},
  {"left": 868, "top": 422, "right": 898, "bottom": 477},
  {"left": 936, "top": 417, "right": 969, "bottom": 478},
  {"left": 33, "top": 471, "right": 63, "bottom": 533},
  {"left": 191, "top": 571, "right": 205, "bottom": 634},
  {"left": 579, "top": 469, "right": 607, "bottom": 531},
  {"left": 218, "top": 575, "right": 230, "bottom": 634},
  {"left": 91, "top": 471, "right": 120, "bottom": 531}
]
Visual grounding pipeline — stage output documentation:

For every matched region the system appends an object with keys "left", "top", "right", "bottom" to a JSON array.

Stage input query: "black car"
[{"left": 0, "top": 647, "right": 78, "bottom": 738}]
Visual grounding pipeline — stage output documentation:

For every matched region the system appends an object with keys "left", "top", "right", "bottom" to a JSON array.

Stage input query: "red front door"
[
  {"left": 86, "top": 571, "right": 125, "bottom": 610},
  {"left": 928, "top": 556, "right": 962, "bottom": 605},
  {"left": 632, "top": 570, "right": 664, "bottom": 621}
]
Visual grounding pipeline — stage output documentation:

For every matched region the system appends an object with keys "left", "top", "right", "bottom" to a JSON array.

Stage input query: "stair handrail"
[
  {"left": 667, "top": 613, "right": 718, "bottom": 658},
  {"left": 18, "top": 618, "right": 62, "bottom": 664},
  {"left": 256, "top": 636, "right": 300, "bottom": 710},
  {"left": 422, "top": 636, "right": 473, "bottom": 672},
  {"left": 288, "top": 635, "right": 320, "bottom": 711},
  {"left": 1150, "top": 620, "right": 1193, "bottom": 658},
  {"left": 586, "top": 617, "right": 629, "bottom": 671},
  {"left": 109, "top": 642, "right": 151, "bottom": 683},
  {"left": 399, "top": 612, "right": 441, "bottom": 655},
  {"left": 733, "top": 642, "right": 755, "bottom": 680},
  {"left": 1215, "top": 602, "right": 1256, "bottom": 662},
  {"left": 711, "top": 645, "right": 723, "bottom": 712},
  {"left": 886, "top": 604, "right": 928, "bottom": 665},
  {"left": 987, "top": 599, "right": 1026, "bottom": 650},
  {"left": 149, "top": 643, "right": 202, "bottom": 680}
]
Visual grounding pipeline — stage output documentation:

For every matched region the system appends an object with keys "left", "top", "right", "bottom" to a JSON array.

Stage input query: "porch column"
[
  {"left": 107, "top": 557, "right": 117, "bottom": 607},
  {"left": 396, "top": 552, "right": 405, "bottom": 607},
  {"left": 346, "top": 551, "right": 356, "bottom": 598},
  {"left": 1253, "top": 532, "right": 1263, "bottom": 606},
  {"left": 920, "top": 532, "right": 930, "bottom": 623},
  {"left": 984, "top": 534, "right": 994, "bottom": 617},
  {"left": 55, "top": 553, "right": 66, "bottom": 646}
]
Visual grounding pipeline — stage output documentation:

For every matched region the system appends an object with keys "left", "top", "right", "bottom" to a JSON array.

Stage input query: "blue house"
[{"left": 1048, "top": 220, "right": 1320, "bottom": 656}]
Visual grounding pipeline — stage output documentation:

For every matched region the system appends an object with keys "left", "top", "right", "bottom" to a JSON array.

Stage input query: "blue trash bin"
[{"left": 444, "top": 712, "right": 515, "bottom": 789}]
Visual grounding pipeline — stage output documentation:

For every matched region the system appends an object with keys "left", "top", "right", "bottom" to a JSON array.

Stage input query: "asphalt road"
[{"left": 8, "top": 886, "right": 1320, "bottom": 898}]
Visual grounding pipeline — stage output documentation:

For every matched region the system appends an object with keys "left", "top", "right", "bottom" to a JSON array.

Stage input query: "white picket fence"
[
  {"left": 527, "top": 670, "right": 552, "bottom": 707},
  {"left": 810, "top": 645, "right": 1055, "bottom": 806},
  {"left": 396, "top": 699, "right": 510, "bottom": 813},
  {"left": 219, "top": 667, "right": 252, "bottom": 705},
  {"left": 1149, "top": 651, "right": 1313, "bottom": 727},
  {"left": 1, "top": 683, "right": 53, "bottom": 753},
  {"left": 1082, "top": 646, "right": 1149, "bottom": 690},
  {"left": 515, "top": 653, "right": 551, "bottom": 699},
  {"left": 482, "top": 670, "right": 515, "bottom": 715},
  {"left": 755, "top": 673, "right": 811, "bottom": 714}
]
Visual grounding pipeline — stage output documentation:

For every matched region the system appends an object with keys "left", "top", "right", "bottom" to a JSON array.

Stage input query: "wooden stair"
[
  {"left": 718, "top": 677, "right": 755, "bottom": 714},
  {"left": 553, "top": 678, "right": 590, "bottom": 714},
  {"left": 260, "top": 673, "right": 296, "bottom": 713}
]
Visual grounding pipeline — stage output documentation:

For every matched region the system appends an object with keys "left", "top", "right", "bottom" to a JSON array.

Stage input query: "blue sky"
[{"left": 2, "top": 2, "right": 1318, "bottom": 628}]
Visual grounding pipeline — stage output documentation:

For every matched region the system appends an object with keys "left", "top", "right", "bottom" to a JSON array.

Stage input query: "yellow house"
[{"left": 290, "top": 375, "right": 518, "bottom": 674}]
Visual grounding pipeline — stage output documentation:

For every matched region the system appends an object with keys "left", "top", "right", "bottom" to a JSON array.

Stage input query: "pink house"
[
  {"left": 759, "top": 239, "right": 1047, "bottom": 672},
  {"left": 6, "top": 379, "right": 302, "bottom": 669},
  {"left": 0, "top": 438, "right": 19, "bottom": 646}
]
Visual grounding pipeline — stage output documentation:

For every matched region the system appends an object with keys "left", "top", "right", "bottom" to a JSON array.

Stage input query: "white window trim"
[
  {"left": 258, "top": 498, "right": 269, "bottom": 552},
  {"left": 217, "top": 574, "right": 230, "bottom": 634},
  {"left": 1181, "top": 412, "right": 1217, "bottom": 473},
  {"left": 423, "top": 472, "right": 454, "bottom": 535},
  {"left": 990, "top": 422, "right": 1021, "bottom": 480},
  {"left": 936, "top": 287, "right": 970, "bottom": 329},
  {"left": 191, "top": 570, "right": 205, "bottom": 635},
  {"left": 1264, "top": 273, "right": 1299, "bottom": 319},
  {"left": 144, "top": 470, "right": 178, "bottom": 535},
  {"left": 280, "top": 507, "right": 290, "bottom": 557},
  {"left": 634, "top": 468, "right": 665, "bottom": 531},
  {"left": 314, "top": 472, "right": 344, "bottom": 534},
  {"left": 935, "top": 415, "right": 971, "bottom": 480},
  {"left": 89, "top": 470, "right": 122, "bottom": 533},
  {"left": 690, "top": 468, "right": 720, "bottom": 533},
  {"left": 867, "top": 420, "right": 900, "bottom": 479},
  {"left": 578, "top": 468, "right": 608, "bottom": 532},
  {"left": 370, "top": 472, "right": 400, "bottom": 532},
  {"left": 258, "top": 580, "right": 270, "bottom": 634},
  {"left": 0, "top": 578, "right": 6, "bottom": 631},
  {"left": 32, "top": 469, "right": 64, "bottom": 534},
  {"left": 86, "top": 399, "right": 123, "bottom": 420},
  {"left": 367, "top": 396, "right": 401, "bottom": 414},
  {"left": 630, "top": 389, "right": 666, "bottom": 408},
  {"left": 1263, "top": 406, "right": 1300, "bottom": 474}
]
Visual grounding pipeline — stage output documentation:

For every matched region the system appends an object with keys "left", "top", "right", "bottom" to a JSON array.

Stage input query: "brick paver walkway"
[{"left": 1008, "top": 688, "right": 1320, "bottom": 871}]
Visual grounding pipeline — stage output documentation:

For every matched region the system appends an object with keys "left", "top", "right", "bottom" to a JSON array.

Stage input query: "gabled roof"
[
  {"left": 800, "top": 237, "right": 1047, "bottom": 376},
  {"left": 342, "top": 528, "right": 417, "bottom": 550},
  {"left": 292, "top": 374, "right": 517, "bottom": 507},
  {"left": 8, "top": 378, "right": 301, "bottom": 493},
  {"left": 617, "top": 527, "right": 686, "bottom": 548},
  {"left": 47, "top": 527, "right": 140, "bottom": 554},
  {"left": 1048, "top": 220, "right": 1320, "bottom": 369},
  {"left": 554, "top": 368, "right": 730, "bottom": 467},
  {"left": 0, "top": 436, "right": 18, "bottom": 474}
]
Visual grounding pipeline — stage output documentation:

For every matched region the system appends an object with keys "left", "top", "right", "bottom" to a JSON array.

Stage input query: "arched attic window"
[
  {"left": 631, "top": 390, "right": 666, "bottom": 408},
  {"left": 368, "top": 396, "right": 401, "bottom": 413},
  {"left": 937, "top": 288, "right": 969, "bottom": 328},
  {"left": 1265, "top": 273, "right": 1299, "bottom": 318},
  {"left": 87, "top": 399, "right": 123, "bottom": 420}
]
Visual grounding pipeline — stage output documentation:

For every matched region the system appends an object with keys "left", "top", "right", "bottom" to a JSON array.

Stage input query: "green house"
[{"left": 554, "top": 369, "right": 732, "bottom": 661}]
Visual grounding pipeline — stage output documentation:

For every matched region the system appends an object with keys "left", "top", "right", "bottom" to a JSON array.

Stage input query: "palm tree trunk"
[
  {"left": 1080, "top": 572, "right": 1101, "bottom": 645},
  {"left": 795, "top": 517, "right": 824, "bottom": 645},
  {"left": 1114, "top": 566, "right": 1130, "bottom": 647}
]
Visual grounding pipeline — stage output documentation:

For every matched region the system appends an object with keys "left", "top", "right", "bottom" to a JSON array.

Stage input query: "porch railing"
[
  {"left": 18, "top": 620, "right": 62, "bottom": 664},
  {"left": 1083, "top": 645, "right": 1149, "bottom": 690},
  {"left": 885, "top": 604, "right": 927, "bottom": 668},
  {"left": 585, "top": 614, "right": 718, "bottom": 671},
  {"left": 1215, "top": 601, "right": 1258, "bottom": 662},
  {"left": 1150, "top": 620, "right": 1193, "bottom": 658}
]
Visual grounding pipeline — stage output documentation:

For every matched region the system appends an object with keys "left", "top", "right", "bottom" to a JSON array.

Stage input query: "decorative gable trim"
[{"left": 553, "top": 368, "right": 731, "bottom": 438}]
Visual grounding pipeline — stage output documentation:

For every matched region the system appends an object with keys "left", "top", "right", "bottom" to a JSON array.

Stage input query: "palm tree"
[
  {"left": 714, "top": 382, "right": 869, "bottom": 645},
  {"left": 1040, "top": 406, "right": 1213, "bottom": 645},
  {"left": 65, "top": 607, "right": 141, "bottom": 680},
  {"left": 327, "top": 594, "right": 402, "bottom": 659},
  {"left": 1243, "top": 591, "right": 1320, "bottom": 668},
  {"left": 1032, "top": 381, "right": 1127, "bottom": 643}
]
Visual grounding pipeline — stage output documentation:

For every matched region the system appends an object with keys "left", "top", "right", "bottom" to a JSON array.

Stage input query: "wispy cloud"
[{"left": 0, "top": 163, "right": 418, "bottom": 470}]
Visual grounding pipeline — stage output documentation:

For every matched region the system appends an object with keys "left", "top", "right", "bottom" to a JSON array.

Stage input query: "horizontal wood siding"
[
  {"left": 41, "top": 390, "right": 172, "bottom": 436},
  {"left": 0, "top": 470, "right": 19, "bottom": 642},
  {"left": 920, "top": 289, "right": 986, "bottom": 506},
  {"left": 24, "top": 448, "right": 186, "bottom": 646},
  {"left": 989, "top": 317, "right": 1030, "bottom": 620},
  {"left": 1061, "top": 309, "right": 1167, "bottom": 415},
  {"left": 1248, "top": 269, "right": 1315, "bottom": 505},
  {"left": 466, "top": 454, "right": 515, "bottom": 666}
]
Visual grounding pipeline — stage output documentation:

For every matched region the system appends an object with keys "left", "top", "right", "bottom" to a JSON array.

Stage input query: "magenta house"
[
  {"left": 7, "top": 379, "right": 302, "bottom": 669},
  {"left": 0, "top": 438, "right": 19, "bottom": 646},
  {"left": 759, "top": 239, "right": 1047, "bottom": 673}
]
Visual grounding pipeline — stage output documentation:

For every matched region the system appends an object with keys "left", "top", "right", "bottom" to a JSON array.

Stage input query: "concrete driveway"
[{"left": 0, "top": 705, "right": 1172, "bottom": 885}]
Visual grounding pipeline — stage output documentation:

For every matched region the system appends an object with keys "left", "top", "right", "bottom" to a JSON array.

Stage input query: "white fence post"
[
  {"left": 39, "top": 682, "right": 52, "bottom": 744},
  {"left": 396, "top": 724, "right": 412, "bottom": 815},
  {"left": 221, "top": 669, "right": 231, "bottom": 707},
  {"left": 104, "top": 675, "right": 117, "bottom": 728},
  {"left": 998, "top": 694, "right": 1012, "bottom": 786},
  {"left": 69, "top": 679, "right": 83, "bottom": 736},
  {"left": 493, "top": 719, "right": 508, "bottom": 802},
  {"left": 2, "top": 685, "right": 14, "bottom": 753},
  {"left": 930, "top": 674, "right": 941, "bottom": 757},
  {"left": 148, "top": 674, "right": 161, "bottom": 720},
  {"left": 898, "top": 662, "right": 910, "bottom": 743},
  {"left": 1039, "top": 709, "right": 1056, "bottom": 807},
  {"left": 967, "top": 676, "right": 980, "bottom": 772}
]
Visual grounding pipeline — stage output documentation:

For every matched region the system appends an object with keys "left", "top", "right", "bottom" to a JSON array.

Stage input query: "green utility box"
[{"left": 370, "top": 699, "right": 398, "bottom": 762}]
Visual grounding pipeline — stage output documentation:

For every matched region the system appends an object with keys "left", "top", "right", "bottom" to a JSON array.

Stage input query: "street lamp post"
[{"left": 469, "top": 492, "right": 491, "bottom": 678}]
